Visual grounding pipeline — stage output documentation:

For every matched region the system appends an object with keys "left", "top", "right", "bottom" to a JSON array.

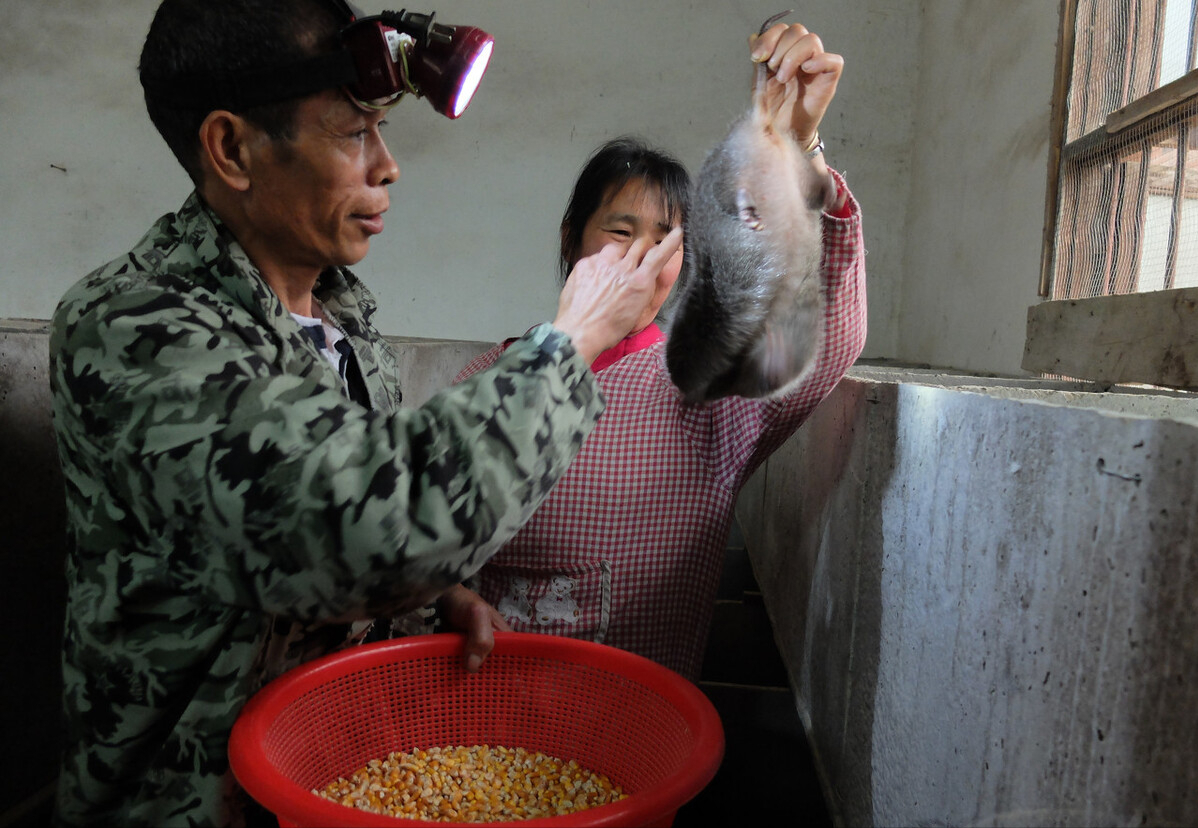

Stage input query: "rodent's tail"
[
  {"left": 758, "top": 9, "right": 792, "bottom": 36},
  {"left": 752, "top": 11, "right": 793, "bottom": 112}
]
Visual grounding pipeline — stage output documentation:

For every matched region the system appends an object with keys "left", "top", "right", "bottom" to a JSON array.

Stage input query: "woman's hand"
[{"left": 749, "top": 22, "right": 843, "bottom": 151}]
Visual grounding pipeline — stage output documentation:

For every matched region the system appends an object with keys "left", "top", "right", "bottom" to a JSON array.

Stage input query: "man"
[{"left": 48, "top": 0, "right": 680, "bottom": 824}]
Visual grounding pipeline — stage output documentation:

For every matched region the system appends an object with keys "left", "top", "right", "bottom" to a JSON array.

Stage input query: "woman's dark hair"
[
  {"left": 138, "top": 0, "right": 347, "bottom": 183},
  {"left": 559, "top": 137, "right": 692, "bottom": 315}
]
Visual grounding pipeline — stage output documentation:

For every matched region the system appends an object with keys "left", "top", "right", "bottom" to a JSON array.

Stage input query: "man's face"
[{"left": 241, "top": 90, "right": 399, "bottom": 277}]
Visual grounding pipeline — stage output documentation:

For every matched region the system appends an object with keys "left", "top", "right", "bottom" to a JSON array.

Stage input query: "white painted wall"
[
  {"left": 899, "top": 0, "right": 1061, "bottom": 376},
  {"left": 0, "top": 0, "right": 1058, "bottom": 375}
]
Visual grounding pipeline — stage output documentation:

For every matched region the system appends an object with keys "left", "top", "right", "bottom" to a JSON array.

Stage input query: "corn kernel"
[{"left": 313, "top": 744, "right": 626, "bottom": 822}]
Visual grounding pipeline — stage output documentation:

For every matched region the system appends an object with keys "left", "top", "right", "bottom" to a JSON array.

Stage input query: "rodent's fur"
[{"left": 666, "top": 15, "right": 833, "bottom": 403}]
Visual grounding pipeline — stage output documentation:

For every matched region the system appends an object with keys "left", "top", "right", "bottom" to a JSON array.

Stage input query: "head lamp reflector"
[
  {"left": 342, "top": 10, "right": 494, "bottom": 119},
  {"left": 401, "top": 24, "right": 494, "bottom": 119}
]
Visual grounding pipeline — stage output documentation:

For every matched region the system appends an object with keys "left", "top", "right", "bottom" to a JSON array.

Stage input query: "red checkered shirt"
[{"left": 455, "top": 173, "right": 866, "bottom": 680}]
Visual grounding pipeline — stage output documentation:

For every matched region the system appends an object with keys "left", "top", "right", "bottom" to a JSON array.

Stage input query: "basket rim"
[{"left": 229, "top": 631, "right": 725, "bottom": 827}]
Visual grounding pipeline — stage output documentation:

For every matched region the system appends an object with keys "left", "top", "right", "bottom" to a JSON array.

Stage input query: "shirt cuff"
[{"left": 825, "top": 169, "right": 857, "bottom": 220}]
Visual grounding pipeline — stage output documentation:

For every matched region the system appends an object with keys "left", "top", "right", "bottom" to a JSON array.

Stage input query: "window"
[{"left": 1043, "top": 0, "right": 1198, "bottom": 300}]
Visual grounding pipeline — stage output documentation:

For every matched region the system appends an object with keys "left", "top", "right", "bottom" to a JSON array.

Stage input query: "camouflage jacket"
[{"left": 48, "top": 192, "right": 603, "bottom": 827}]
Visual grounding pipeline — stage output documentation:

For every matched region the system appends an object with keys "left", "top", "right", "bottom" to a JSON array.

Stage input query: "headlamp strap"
[{"left": 158, "top": 50, "right": 359, "bottom": 111}]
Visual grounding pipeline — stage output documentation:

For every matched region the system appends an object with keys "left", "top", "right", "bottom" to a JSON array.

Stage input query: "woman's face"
[{"left": 576, "top": 178, "right": 684, "bottom": 332}]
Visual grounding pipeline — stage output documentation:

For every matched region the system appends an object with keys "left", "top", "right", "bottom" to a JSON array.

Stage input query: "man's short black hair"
[
  {"left": 559, "top": 136, "right": 692, "bottom": 319},
  {"left": 139, "top": 0, "right": 349, "bottom": 183}
]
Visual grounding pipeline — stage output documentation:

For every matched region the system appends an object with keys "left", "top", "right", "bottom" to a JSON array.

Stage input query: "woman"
[{"left": 449, "top": 21, "right": 866, "bottom": 679}]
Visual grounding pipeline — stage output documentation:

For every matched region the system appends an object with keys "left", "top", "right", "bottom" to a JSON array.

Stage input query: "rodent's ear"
[{"left": 736, "top": 188, "right": 763, "bottom": 230}]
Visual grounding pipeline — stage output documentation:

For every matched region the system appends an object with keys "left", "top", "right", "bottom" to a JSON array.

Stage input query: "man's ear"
[{"left": 197, "top": 110, "right": 256, "bottom": 193}]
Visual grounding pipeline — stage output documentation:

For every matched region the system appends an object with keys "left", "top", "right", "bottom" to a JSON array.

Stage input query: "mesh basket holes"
[{"left": 261, "top": 648, "right": 700, "bottom": 795}]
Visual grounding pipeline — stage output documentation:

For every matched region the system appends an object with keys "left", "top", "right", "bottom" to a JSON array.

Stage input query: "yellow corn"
[{"left": 313, "top": 744, "right": 627, "bottom": 822}]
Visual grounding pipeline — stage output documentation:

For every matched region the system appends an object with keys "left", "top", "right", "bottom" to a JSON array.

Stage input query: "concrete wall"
[
  {"left": 0, "top": 0, "right": 1062, "bottom": 376},
  {"left": 737, "top": 369, "right": 1198, "bottom": 827},
  {"left": 0, "top": 321, "right": 65, "bottom": 822},
  {"left": 897, "top": 0, "right": 1059, "bottom": 375},
  {"left": 0, "top": 320, "right": 487, "bottom": 823}
]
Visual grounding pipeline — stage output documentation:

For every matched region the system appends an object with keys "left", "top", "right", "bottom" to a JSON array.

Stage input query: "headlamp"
[
  {"left": 338, "top": 7, "right": 495, "bottom": 117},
  {"left": 157, "top": 3, "right": 494, "bottom": 119}
]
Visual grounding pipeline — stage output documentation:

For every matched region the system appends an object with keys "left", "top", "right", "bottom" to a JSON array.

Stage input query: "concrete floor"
[{"left": 673, "top": 522, "right": 832, "bottom": 827}]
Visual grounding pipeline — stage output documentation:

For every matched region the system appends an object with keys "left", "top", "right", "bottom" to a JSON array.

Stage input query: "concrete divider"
[{"left": 737, "top": 367, "right": 1198, "bottom": 827}]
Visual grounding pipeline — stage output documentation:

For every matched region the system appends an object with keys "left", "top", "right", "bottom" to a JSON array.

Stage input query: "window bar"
[
  {"left": 1099, "top": 161, "right": 1123, "bottom": 295},
  {"left": 1103, "top": 166, "right": 1120, "bottom": 294},
  {"left": 1189, "top": 0, "right": 1198, "bottom": 73},
  {"left": 1041, "top": 0, "right": 1081, "bottom": 296},
  {"left": 1056, "top": 163, "right": 1083, "bottom": 297},
  {"left": 1164, "top": 120, "right": 1187, "bottom": 290},
  {"left": 1129, "top": 138, "right": 1152, "bottom": 293},
  {"left": 1110, "top": 133, "right": 1153, "bottom": 294},
  {"left": 1123, "top": 1, "right": 1141, "bottom": 111}
]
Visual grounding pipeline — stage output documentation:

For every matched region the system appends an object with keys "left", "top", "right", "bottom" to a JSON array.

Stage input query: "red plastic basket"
[{"left": 229, "top": 632, "right": 724, "bottom": 827}]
